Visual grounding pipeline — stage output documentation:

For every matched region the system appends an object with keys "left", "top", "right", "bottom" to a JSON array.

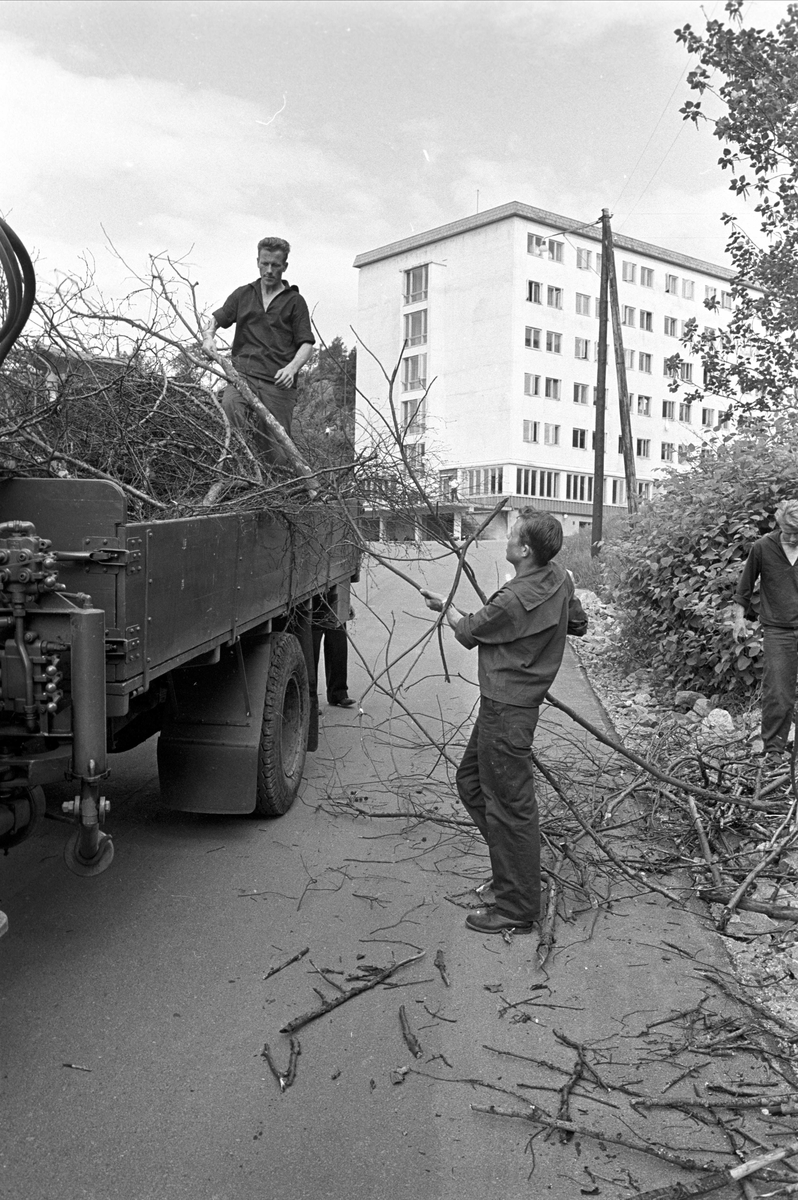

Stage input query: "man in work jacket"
[
  {"left": 733, "top": 499, "right": 798, "bottom": 762},
  {"left": 202, "top": 236, "right": 314, "bottom": 464},
  {"left": 422, "top": 509, "right": 587, "bottom": 936}
]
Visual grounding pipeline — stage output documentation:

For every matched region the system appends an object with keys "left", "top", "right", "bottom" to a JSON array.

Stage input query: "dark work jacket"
[
  {"left": 735, "top": 531, "right": 798, "bottom": 628},
  {"left": 454, "top": 561, "right": 587, "bottom": 707},
  {"left": 212, "top": 280, "right": 314, "bottom": 383}
]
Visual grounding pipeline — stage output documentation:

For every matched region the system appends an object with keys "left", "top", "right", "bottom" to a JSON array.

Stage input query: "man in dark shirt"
[
  {"left": 733, "top": 500, "right": 798, "bottom": 759},
  {"left": 422, "top": 510, "right": 587, "bottom": 936},
  {"left": 202, "top": 237, "right": 314, "bottom": 463}
]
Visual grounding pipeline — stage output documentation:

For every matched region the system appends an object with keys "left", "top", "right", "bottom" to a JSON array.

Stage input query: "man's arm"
[
  {"left": 201, "top": 314, "right": 218, "bottom": 354},
  {"left": 274, "top": 341, "right": 314, "bottom": 389},
  {"left": 421, "top": 590, "right": 464, "bottom": 630},
  {"left": 732, "top": 544, "right": 760, "bottom": 641}
]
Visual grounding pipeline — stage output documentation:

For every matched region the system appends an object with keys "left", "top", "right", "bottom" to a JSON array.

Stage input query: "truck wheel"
[{"left": 255, "top": 632, "right": 309, "bottom": 816}]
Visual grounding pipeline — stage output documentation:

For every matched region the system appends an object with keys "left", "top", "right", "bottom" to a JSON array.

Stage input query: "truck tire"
[{"left": 255, "top": 632, "right": 309, "bottom": 816}]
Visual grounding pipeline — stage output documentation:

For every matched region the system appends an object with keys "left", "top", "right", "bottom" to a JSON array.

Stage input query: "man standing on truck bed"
[{"left": 202, "top": 237, "right": 315, "bottom": 463}]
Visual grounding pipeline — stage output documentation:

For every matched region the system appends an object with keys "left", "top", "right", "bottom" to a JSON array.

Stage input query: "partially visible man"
[
  {"left": 202, "top": 237, "right": 314, "bottom": 463},
  {"left": 422, "top": 510, "right": 587, "bottom": 936},
  {"left": 733, "top": 499, "right": 798, "bottom": 761}
]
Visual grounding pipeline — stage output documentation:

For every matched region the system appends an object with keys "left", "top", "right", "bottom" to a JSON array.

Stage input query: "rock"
[
  {"left": 633, "top": 691, "right": 653, "bottom": 706},
  {"left": 697, "top": 708, "right": 737, "bottom": 743},
  {"left": 692, "top": 697, "right": 713, "bottom": 718},
  {"left": 675, "top": 690, "right": 704, "bottom": 711}
]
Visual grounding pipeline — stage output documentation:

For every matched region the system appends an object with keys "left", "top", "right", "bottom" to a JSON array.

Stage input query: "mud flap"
[{"left": 157, "top": 639, "right": 273, "bottom": 814}]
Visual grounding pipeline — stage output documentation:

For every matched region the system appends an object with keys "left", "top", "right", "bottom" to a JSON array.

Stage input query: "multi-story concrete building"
[{"left": 353, "top": 200, "right": 734, "bottom": 537}]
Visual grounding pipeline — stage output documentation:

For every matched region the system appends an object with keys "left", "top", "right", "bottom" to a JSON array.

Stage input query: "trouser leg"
[
  {"left": 310, "top": 625, "right": 323, "bottom": 701},
  {"left": 221, "top": 379, "right": 296, "bottom": 466},
  {"left": 323, "top": 625, "right": 349, "bottom": 703},
  {"left": 456, "top": 698, "right": 541, "bottom": 923},
  {"left": 761, "top": 627, "right": 798, "bottom": 752}
]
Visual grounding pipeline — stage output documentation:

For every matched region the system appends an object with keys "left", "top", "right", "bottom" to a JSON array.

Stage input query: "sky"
[{"left": 0, "top": 0, "right": 789, "bottom": 347}]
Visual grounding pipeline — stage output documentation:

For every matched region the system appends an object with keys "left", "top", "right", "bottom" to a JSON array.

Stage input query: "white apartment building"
[{"left": 353, "top": 201, "right": 735, "bottom": 536}]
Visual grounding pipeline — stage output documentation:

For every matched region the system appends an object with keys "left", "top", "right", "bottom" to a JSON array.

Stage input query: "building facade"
[{"left": 353, "top": 201, "right": 734, "bottom": 536}]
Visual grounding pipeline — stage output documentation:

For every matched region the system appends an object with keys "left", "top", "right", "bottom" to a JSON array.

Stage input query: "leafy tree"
[
  {"left": 604, "top": 415, "right": 798, "bottom": 701},
  {"left": 675, "top": 2, "right": 798, "bottom": 416}
]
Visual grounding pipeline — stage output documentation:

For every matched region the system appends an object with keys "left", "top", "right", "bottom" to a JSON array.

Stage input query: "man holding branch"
[
  {"left": 203, "top": 236, "right": 314, "bottom": 464},
  {"left": 422, "top": 510, "right": 587, "bottom": 936}
]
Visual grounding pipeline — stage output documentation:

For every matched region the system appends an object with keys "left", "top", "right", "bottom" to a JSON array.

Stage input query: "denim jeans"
[
  {"left": 456, "top": 697, "right": 541, "bottom": 923},
  {"left": 762, "top": 627, "right": 798, "bottom": 751}
]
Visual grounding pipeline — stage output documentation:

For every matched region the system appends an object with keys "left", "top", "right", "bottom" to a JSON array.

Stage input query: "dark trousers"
[
  {"left": 456, "top": 697, "right": 541, "bottom": 923},
  {"left": 762, "top": 627, "right": 798, "bottom": 751},
  {"left": 221, "top": 379, "right": 295, "bottom": 466},
  {"left": 312, "top": 625, "right": 349, "bottom": 704}
]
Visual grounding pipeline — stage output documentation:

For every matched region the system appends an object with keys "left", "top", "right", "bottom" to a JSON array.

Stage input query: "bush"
[{"left": 603, "top": 417, "right": 798, "bottom": 699}]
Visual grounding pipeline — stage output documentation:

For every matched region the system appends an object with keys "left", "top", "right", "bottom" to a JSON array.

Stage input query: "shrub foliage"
[{"left": 604, "top": 418, "right": 798, "bottom": 699}]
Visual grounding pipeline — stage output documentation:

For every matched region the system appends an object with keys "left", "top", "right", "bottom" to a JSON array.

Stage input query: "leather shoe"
[
  {"left": 465, "top": 909, "right": 537, "bottom": 936},
  {"left": 329, "top": 697, "right": 355, "bottom": 708}
]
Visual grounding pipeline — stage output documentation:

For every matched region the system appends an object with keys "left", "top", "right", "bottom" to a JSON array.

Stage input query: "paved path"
[{"left": 0, "top": 545, "right": 774, "bottom": 1200}]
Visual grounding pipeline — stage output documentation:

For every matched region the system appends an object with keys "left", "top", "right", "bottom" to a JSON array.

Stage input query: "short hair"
[
  {"left": 776, "top": 499, "right": 798, "bottom": 531},
  {"left": 257, "top": 237, "right": 290, "bottom": 261},
  {"left": 514, "top": 508, "right": 563, "bottom": 565}
]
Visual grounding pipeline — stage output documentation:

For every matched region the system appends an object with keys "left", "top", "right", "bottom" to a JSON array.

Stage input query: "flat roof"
[{"left": 353, "top": 200, "right": 735, "bottom": 281}]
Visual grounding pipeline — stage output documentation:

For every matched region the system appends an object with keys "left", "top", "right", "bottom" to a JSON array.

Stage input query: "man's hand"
[
  {"left": 731, "top": 605, "right": 748, "bottom": 642},
  {"left": 421, "top": 589, "right": 444, "bottom": 612},
  {"left": 201, "top": 336, "right": 216, "bottom": 356},
  {"left": 274, "top": 365, "right": 298, "bottom": 389}
]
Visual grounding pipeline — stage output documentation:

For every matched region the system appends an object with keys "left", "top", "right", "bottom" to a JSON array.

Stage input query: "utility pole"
[
  {"left": 591, "top": 214, "right": 610, "bottom": 556},
  {"left": 604, "top": 213, "right": 638, "bottom": 514}
]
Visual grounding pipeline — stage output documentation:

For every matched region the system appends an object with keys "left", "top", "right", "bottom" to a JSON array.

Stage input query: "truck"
[
  {"left": 0, "top": 218, "right": 359, "bottom": 882},
  {"left": 0, "top": 479, "right": 358, "bottom": 876}
]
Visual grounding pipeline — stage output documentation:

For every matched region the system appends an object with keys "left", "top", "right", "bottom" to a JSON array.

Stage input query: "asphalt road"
[{"left": 0, "top": 544, "right": 746, "bottom": 1200}]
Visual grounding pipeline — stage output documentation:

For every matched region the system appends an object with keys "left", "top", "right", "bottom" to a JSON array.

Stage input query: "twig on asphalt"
[
  {"left": 261, "top": 1038, "right": 301, "bottom": 1093},
  {"left": 280, "top": 951, "right": 426, "bottom": 1034},
  {"left": 263, "top": 947, "right": 310, "bottom": 980},
  {"left": 434, "top": 949, "right": 450, "bottom": 987},
  {"left": 399, "top": 1004, "right": 424, "bottom": 1058}
]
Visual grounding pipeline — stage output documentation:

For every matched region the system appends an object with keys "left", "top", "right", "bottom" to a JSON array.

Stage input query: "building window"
[
  {"left": 665, "top": 274, "right": 678, "bottom": 293},
  {"left": 528, "top": 234, "right": 547, "bottom": 257},
  {"left": 566, "top": 473, "right": 593, "bottom": 502},
  {"left": 544, "top": 423, "right": 560, "bottom": 446},
  {"left": 401, "top": 398, "right": 426, "bottom": 433},
  {"left": 636, "top": 438, "right": 651, "bottom": 458},
  {"left": 527, "top": 280, "right": 542, "bottom": 303},
  {"left": 624, "top": 349, "right": 635, "bottom": 369},
  {"left": 573, "top": 383, "right": 589, "bottom": 405},
  {"left": 466, "top": 467, "right": 503, "bottom": 496},
  {"left": 638, "top": 353, "right": 652, "bottom": 373},
  {"left": 622, "top": 306, "right": 635, "bottom": 327},
  {"left": 680, "top": 362, "right": 693, "bottom": 382},
  {"left": 682, "top": 279, "right": 695, "bottom": 300},
  {"left": 661, "top": 442, "right": 675, "bottom": 462},
  {"left": 401, "top": 354, "right": 427, "bottom": 391},
  {"left": 404, "top": 308, "right": 427, "bottom": 346},
  {"left": 638, "top": 481, "right": 652, "bottom": 500},
  {"left": 618, "top": 435, "right": 624, "bottom": 453},
  {"left": 574, "top": 337, "right": 590, "bottom": 360},
  {"left": 572, "top": 427, "right": 587, "bottom": 450},
  {"left": 662, "top": 399, "right": 675, "bottom": 420},
  {"left": 641, "top": 267, "right": 654, "bottom": 288},
  {"left": 546, "top": 331, "right": 562, "bottom": 354},
  {"left": 705, "top": 286, "right": 717, "bottom": 304},
  {"left": 549, "top": 241, "right": 564, "bottom": 263},
  {"left": 523, "top": 420, "right": 539, "bottom": 443},
  {"left": 664, "top": 316, "right": 678, "bottom": 337},
  {"left": 406, "top": 442, "right": 426, "bottom": 468},
  {"left": 702, "top": 407, "right": 715, "bottom": 427},
  {"left": 637, "top": 395, "right": 651, "bottom": 416},
  {"left": 524, "top": 373, "right": 541, "bottom": 396},
  {"left": 679, "top": 402, "right": 692, "bottom": 422},
  {"left": 721, "top": 290, "right": 733, "bottom": 309},
  {"left": 577, "top": 248, "right": 592, "bottom": 270},
  {"left": 622, "top": 262, "right": 636, "bottom": 283},
  {"left": 403, "top": 265, "right": 428, "bottom": 304},
  {"left": 576, "top": 292, "right": 591, "bottom": 316},
  {"left": 525, "top": 326, "right": 541, "bottom": 349},
  {"left": 663, "top": 357, "right": 678, "bottom": 378},
  {"left": 547, "top": 286, "right": 563, "bottom": 309},
  {"left": 611, "top": 478, "right": 626, "bottom": 505},
  {"left": 516, "top": 468, "right": 556, "bottom": 497},
  {"left": 545, "top": 377, "right": 561, "bottom": 400},
  {"left": 678, "top": 444, "right": 690, "bottom": 462},
  {"left": 639, "top": 310, "right": 653, "bottom": 332}
]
